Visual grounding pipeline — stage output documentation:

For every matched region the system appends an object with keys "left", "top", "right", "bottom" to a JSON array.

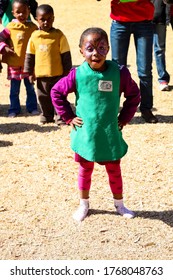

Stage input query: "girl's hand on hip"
[{"left": 70, "top": 117, "right": 83, "bottom": 130}]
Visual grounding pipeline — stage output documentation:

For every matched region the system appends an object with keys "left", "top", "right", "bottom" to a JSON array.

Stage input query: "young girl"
[
  {"left": 51, "top": 27, "right": 141, "bottom": 222},
  {"left": 0, "top": 0, "right": 38, "bottom": 117}
]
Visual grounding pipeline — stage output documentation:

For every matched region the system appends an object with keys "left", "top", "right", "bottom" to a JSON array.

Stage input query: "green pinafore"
[{"left": 70, "top": 61, "right": 128, "bottom": 162}]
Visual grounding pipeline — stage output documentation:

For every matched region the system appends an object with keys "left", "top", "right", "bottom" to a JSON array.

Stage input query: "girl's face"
[
  {"left": 80, "top": 33, "right": 109, "bottom": 71},
  {"left": 12, "top": 3, "right": 30, "bottom": 23},
  {"left": 36, "top": 11, "right": 54, "bottom": 32}
]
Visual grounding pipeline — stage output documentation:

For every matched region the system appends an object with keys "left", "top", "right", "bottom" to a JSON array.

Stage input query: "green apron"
[{"left": 70, "top": 61, "right": 128, "bottom": 162}]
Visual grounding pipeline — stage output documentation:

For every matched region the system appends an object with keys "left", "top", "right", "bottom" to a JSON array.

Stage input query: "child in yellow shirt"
[
  {"left": 0, "top": 0, "right": 38, "bottom": 117},
  {"left": 24, "top": 4, "right": 72, "bottom": 125}
]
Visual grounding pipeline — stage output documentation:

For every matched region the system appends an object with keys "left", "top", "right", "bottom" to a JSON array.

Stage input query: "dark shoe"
[{"left": 141, "top": 109, "right": 158, "bottom": 123}]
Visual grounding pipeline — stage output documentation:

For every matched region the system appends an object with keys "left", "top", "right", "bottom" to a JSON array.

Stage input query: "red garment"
[
  {"left": 110, "top": 0, "right": 154, "bottom": 22},
  {"left": 78, "top": 160, "right": 123, "bottom": 194},
  {"left": 171, "top": 5, "right": 173, "bottom": 16}
]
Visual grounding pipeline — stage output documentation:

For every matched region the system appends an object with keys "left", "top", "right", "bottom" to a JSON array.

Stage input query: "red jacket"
[{"left": 110, "top": 0, "right": 154, "bottom": 22}]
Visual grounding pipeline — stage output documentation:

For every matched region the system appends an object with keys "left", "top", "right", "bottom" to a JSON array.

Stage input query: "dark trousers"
[
  {"left": 110, "top": 20, "right": 153, "bottom": 111},
  {"left": 37, "top": 76, "right": 62, "bottom": 123},
  {"left": 9, "top": 78, "right": 37, "bottom": 114}
]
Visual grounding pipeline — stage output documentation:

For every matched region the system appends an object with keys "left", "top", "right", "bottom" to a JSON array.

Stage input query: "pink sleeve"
[
  {"left": 0, "top": 28, "right": 10, "bottom": 52},
  {"left": 51, "top": 68, "right": 77, "bottom": 123},
  {"left": 118, "top": 65, "right": 141, "bottom": 125}
]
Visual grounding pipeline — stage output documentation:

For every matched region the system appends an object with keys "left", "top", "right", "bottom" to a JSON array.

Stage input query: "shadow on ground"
[
  {"left": 130, "top": 115, "right": 173, "bottom": 125},
  {"left": 89, "top": 209, "right": 173, "bottom": 227},
  {"left": 0, "top": 104, "right": 41, "bottom": 117},
  {"left": 0, "top": 122, "right": 60, "bottom": 134},
  {"left": 0, "top": 140, "right": 13, "bottom": 147}
]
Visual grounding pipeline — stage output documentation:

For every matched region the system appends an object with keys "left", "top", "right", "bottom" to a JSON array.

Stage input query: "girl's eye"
[{"left": 85, "top": 47, "right": 94, "bottom": 52}]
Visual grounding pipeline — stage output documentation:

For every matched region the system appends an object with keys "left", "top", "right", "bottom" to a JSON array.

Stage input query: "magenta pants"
[{"left": 78, "top": 160, "right": 123, "bottom": 194}]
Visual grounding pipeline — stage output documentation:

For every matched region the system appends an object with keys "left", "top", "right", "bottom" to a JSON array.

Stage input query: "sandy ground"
[{"left": 0, "top": 0, "right": 173, "bottom": 260}]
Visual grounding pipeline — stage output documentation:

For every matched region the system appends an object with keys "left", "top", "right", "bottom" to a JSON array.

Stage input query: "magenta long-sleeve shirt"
[{"left": 51, "top": 64, "right": 141, "bottom": 126}]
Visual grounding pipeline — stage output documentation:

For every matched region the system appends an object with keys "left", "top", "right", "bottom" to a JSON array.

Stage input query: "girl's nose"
[{"left": 92, "top": 48, "right": 98, "bottom": 55}]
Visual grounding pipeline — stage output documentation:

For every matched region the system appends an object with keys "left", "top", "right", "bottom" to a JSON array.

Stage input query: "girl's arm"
[
  {"left": 118, "top": 65, "right": 141, "bottom": 126},
  {"left": 0, "top": 27, "right": 14, "bottom": 58},
  {"left": 0, "top": 28, "right": 10, "bottom": 50},
  {"left": 51, "top": 68, "right": 77, "bottom": 123}
]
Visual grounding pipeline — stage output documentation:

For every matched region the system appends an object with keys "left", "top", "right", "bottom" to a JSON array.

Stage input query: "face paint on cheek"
[
  {"left": 84, "top": 49, "right": 93, "bottom": 59},
  {"left": 97, "top": 40, "right": 108, "bottom": 56},
  {"left": 84, "top": 42, "right": 94, "bottom": 58}
]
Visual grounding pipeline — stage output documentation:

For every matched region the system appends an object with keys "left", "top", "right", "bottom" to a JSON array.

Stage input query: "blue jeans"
[
  {"left": 153, "top": 23, "right": 170, "bottom": 84},
  {"left": 110, "top": 20, "right": 153, "bottom": 111},
  {"left": 9, "top": 78, "right": 38, "bottom": 114}
]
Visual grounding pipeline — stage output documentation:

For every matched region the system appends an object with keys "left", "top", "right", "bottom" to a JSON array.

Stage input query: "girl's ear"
[{"left": 80, "top": 48, "right": 84, "bottom": 57}]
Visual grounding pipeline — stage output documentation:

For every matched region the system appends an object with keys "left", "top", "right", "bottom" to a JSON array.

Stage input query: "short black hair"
[
  {"left": 36, "top": 4, "right": 54, "bottom": 15},
  {"left": 12, "top": 0, "right": 30, "bottom": 8},
  {"left": 79, "top": 27, "right": 109, "bottom": 48}
]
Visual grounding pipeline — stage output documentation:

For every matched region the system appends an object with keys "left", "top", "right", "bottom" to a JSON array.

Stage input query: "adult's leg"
[
  {"left": 110, "top": 20, "right": 131, "bottom": 65},
  {"left": 153, "top": 23, "right": 170, "bottom": 86},
  {"left": 134, "top": 21, "right": 158, "bottom": 123}
]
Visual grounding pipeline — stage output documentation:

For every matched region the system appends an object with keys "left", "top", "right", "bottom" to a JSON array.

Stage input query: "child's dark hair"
[
  {"left": 79, "top": 27, "right": 109, "bottom": 48},
  {"left": 36, "top": 4, "right": 54, "bottom": 15},
  {"left": 12, "top": 0, "right": 30, "bottom": 7}
]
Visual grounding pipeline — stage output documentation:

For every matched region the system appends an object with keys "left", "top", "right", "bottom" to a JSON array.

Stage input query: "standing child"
[
  {"left": 0, "top": 0, "right": 38, "bottom": 117},
  {"left": 24, "top": 4, "right": 72, "bottom": 125},
  {"left": 51, "top": 27, "right": 141, "bottom": 222},
  {"left": 0, "top": 0, "right": 38, "bottom": 26},
  {"left": 0, "top": 0, "right": 38, "bottom": 73}
]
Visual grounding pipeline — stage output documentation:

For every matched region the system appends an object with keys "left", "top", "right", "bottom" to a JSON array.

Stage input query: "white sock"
[
  {"left": 114, "top": 198, "right": 134, "bottom": 219},
  {"left": 73, "top": 198, "right": 89, "bottom": 222}
]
